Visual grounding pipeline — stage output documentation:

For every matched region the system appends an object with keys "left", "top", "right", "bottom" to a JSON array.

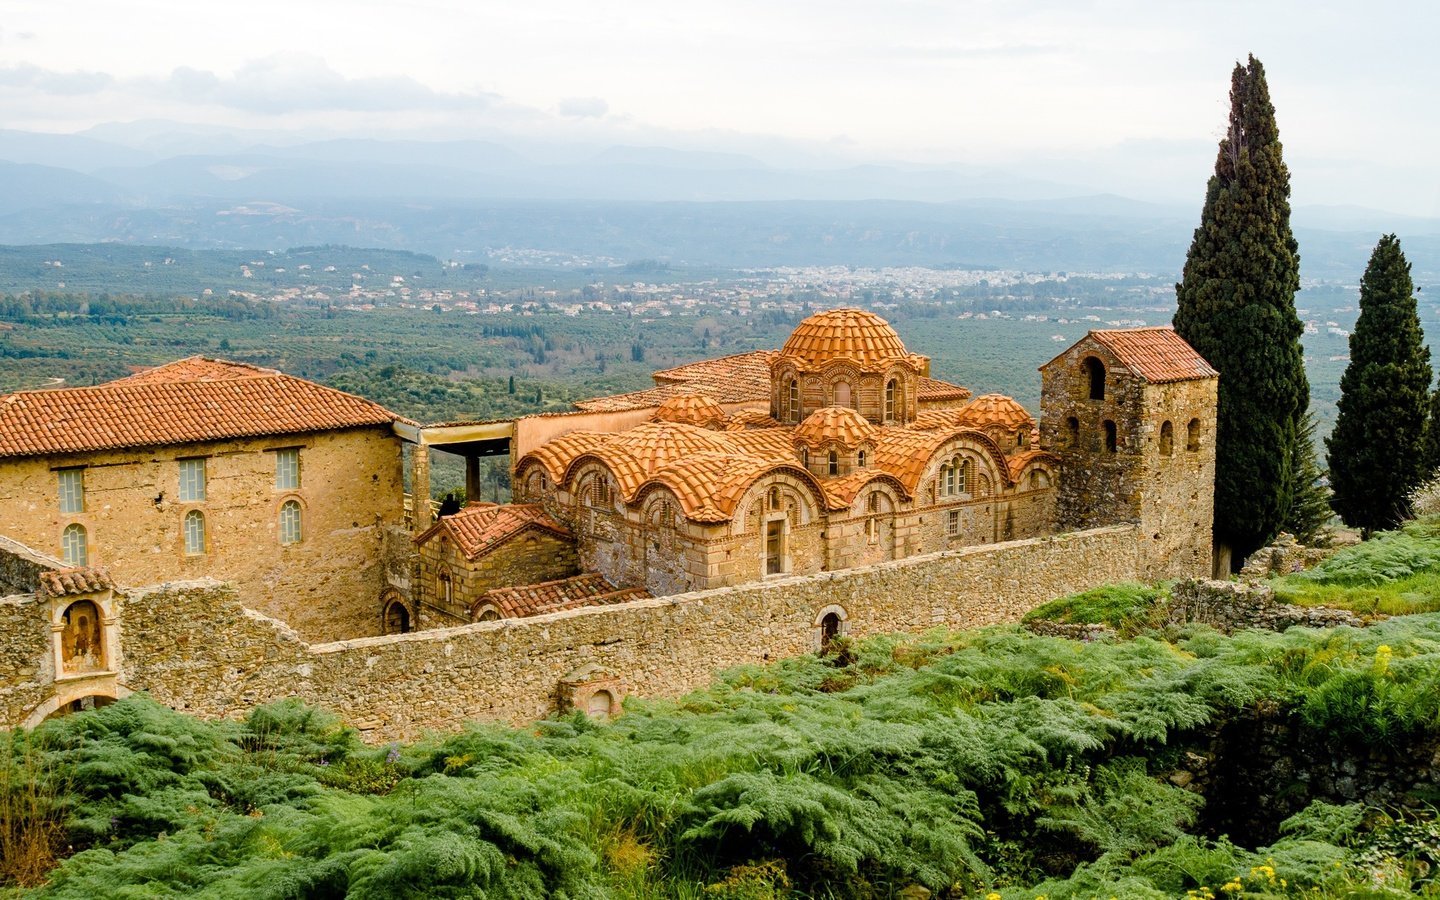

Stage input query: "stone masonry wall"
[
  {"left": 0, "top": 536, "right": 58, "bottom": 596},
  {"left": 0, "top": 593, "right": 55, "bottom": 727},
  {"left": 0, "top": 427, "right": 406, "bottom": 643},
  {"left": 112, "top": 525, "right": 1143, "bottom": 740}
]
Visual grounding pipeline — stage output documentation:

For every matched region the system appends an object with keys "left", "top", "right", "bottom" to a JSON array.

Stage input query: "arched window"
[
  {"left": 1017, "top": 428, "right": 1029, "bottom": 448},
  {"left": 61, "top": 599, "right": 104, "bottom": 672},
  {"left": 1159, "top": 421, "right": 1174, "bottom": 457},
  {"left": 828, "top": 450, "right": 838, "bottom": 476},
  {"left": 1187, "top": 418, "right": 1201, "bottom": 452},
  {"left": 787, "top": 378, "right": 799, "bottom": 422},
  {"left": 857, "top": 449, "right": 867, "bottom": 468},
  {"left": 769, "top": 487, "right": 782, "bottom": 510},
  {"left": 834, "top": 381, "right": 852, "bottom": 408},
  {"left": 1083, "top": 356, "right": 1106, "bottom": 400},
  {"left": 439, "top": 572, "right": 453, "bottom": 605},
  {"left": 1104, "top": 420, "right": 1118, "bottom": 453},
  {"left": 183, "top": 510, "right": 206, "bottom": 555},
  {"left": 279, "top": 499, "right": 303, "bottom": 544},
  {"left": 884, "top": 379, "right": 896, "bottom": 421},
  {"left": 1066, "top": 416, "right": 1080, "bottom": 448},
  {"left": 61, "top": 523, "right": 88, "bottom": 567},
  {"left": 801, "top": 447, "right": 809, "bottom": 467}
]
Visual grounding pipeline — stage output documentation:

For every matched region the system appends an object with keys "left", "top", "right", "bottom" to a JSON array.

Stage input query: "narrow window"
[
  {"left": 801, "top": 447, "right": 809, "bottom": 467},
  {"left": 178, "top": 458, "right": 207, "bottom": 502},
  {"left": 1159, "top": 421, "right": 1174, "bottom": 457},
  {"left": 834, "top": 381, "right": 851, "bottom": 408},
  {"left": 885, "top": 379, "right": 896, "bottom": 421},
  {"left": 275, "top": 448, "right": 300, "bottom": 490},
  {"left": 183, "top": 509, "right": 206, "bottom": 555},
  {"left": 765, "top": 520, "right": 784, "bottom": 575},
  {"left": 947, "top": 509, "right": 960, "bottom": 536},
  {"left": 1084, "top": 357, "right": 1106, "bottom": 400},
  {"left": 959, "top": 460, "right": 972, "bottom": 494},
  {"left": 1104, "top": 420, "right": 1118, "bottom": 453},
  {"left": 787, "top": 378, "right": 799, "bottom": 422},
  {"left": 61, "top": 523, "right": 88, "bottom": 566},
  {"left": 1187, "top": 418, "right": 1201, "bottom": 452},
  {"left": 279, "top": 499, "right": 303, "bottom": 544},
  {"left": 57, "top": 468, "right": 85, "bottom": 514},
  {"left": 1066, "top": 416, "right": 1079, "bottom": 448},
  {"left": 440, "top": 572, "right": 453, "bottom": 605},
  {"left": 1017, "top": 428, "right": 1028, "bottom": 449},
  {"left": 828, "top": 450, "right": 838, "bottom": 476},
  {"left": 769, "top": 487, "right": 781, "bottom": 510},
  {"left": 857, "top": 449, "right": 866, "bottom": 468}
]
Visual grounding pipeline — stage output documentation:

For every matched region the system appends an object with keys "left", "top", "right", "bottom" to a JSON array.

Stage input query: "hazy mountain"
[{"left": 0, "top": 125, "right": 1436, "bottom": 277}]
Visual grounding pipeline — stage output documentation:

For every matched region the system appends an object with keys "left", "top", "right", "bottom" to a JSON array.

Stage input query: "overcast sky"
[{"left": 2, "top": 0, "right": 1437, "bottom": 215}]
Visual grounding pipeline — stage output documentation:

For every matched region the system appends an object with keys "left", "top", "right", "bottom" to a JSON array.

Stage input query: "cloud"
[
  {"left": 160, "top": 54, "right": 501, "bottom": 114},
  {"left": 0, "top": 63, "right": 112, "bottom": 95},
  {"left": 557, "top": 96, "right": 608, "bottom": 118}
]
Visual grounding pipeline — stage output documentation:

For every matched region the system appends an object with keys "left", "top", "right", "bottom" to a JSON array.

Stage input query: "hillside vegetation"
[{"left": 6, "top": 530, "right": 1440, "bottom": 898}]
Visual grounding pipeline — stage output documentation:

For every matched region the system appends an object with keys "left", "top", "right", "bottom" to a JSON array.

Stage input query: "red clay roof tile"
[
  {"left": 1074, "top": 327, "right": 1218, "bottom": 384},
  {"left": 415, "top": 503, "right": 570, "bottom": 561}
]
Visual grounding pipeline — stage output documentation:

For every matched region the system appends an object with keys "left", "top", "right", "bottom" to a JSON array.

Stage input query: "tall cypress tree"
[
  {"left": 1173, "top": 55, "right": 1308, "bottom": 569},
  {"left": 1326, "top": 234, "right": 1431, "bottom": 534}
]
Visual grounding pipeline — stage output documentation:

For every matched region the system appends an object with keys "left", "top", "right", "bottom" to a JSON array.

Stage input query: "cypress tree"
[
  {"left": 1173, "top": 55, "right": 1308, "bottom": 568},
  {"left": 1326, "top": 234, "right": 1431, "bottom": 534},
  {"left": 1281, "top": 411, "right": 1332, "bottom": 544}
]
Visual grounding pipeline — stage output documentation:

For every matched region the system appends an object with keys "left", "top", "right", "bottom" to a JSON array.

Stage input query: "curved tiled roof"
[
  {"left": 1006, "top": 449, "right": 1060, "bottom": 482},
  {"left": 562, "top": 445, "right": 653, "bottom": 501},
  {"left": 613, "top": 421, "right": 732, "bottom": 474},
  {"left": 722, "top": 429, "right": 799, "bottom": 461},
  {"left": 725, "top": 407, "right": 783, "bottom": 430},
  {"left": 917, "top": 376, "right": 973, "bottom": 403},
  {"left": 778, "top": 308, "right": 918, "bottom": 372},
  {"left": 909, "top": 409, "right": 965, "bottom": 431},
  {"left": 793, "top": 406, "right": 879, "bottom": 449},
  {"left": 576, "top": 350, "right": 777, "bottom": 412},
  {"left": 520, "top": 430, "right": 612, "bottom": 481},
  {"left": 0, "top": 357, "right": 407, "bottom": 459},
  {"left": 873, "top": 428, "right": 1014, "bottom": 492},
  {"left": 415, "top": 503, "right": 570, "bottom": 561},
  {"left": 957, "top": 394, "right": 1034, "bottom": 430},
  {"left": 651, "top": 394, "right": 726, "bottom": 429},
  {"left": 39, "top": 567, "right": 115, "bottom": 598},
  {"left": 822, "top": 469, "right": 912, "bottom": 507},
  {"left": 642, "top": 453, "right": 830, "bottom": 521}
]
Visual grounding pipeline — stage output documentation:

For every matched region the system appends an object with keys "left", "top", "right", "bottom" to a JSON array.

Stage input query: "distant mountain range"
[{"left": 0, "top": 126, "right": 1436, "bottom": 279}]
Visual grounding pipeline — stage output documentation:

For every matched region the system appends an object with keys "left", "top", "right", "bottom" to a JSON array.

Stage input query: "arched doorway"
[
  {"left": 383, "top": 600, "right": 411, "bottom": 634},
  {"left": 46, "top": 695, "right": 116, "bottom": 720},
  {"left": 813, "top": 604, "right": 850, "bottom": 652},
  {"left": 585, "top": 689, "right": 615, "bottom": 719}
]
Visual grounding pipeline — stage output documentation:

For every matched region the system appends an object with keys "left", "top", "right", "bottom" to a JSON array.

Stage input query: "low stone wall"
[
  {"left": 1166, "top": 578, "right": 1363, "bottom": 633},
  {"left": 113, "top": 525, "right": 1143, "bottom": 739},
  {"left": 0, "top": 536, "right": 59, "bottom": 596}
]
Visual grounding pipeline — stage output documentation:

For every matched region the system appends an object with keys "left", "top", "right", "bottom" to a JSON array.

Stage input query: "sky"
[{"left": 2, "top": 0, "right": 1438, "bottom": 216}]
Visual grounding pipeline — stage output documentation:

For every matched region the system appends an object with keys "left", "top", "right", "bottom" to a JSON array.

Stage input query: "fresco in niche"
[{"left": 61, "top": 599, "right": 105, "bottom": 673}]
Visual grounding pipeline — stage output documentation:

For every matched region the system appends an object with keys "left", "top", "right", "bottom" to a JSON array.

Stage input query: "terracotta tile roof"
[
  {"left": 956, "top": 394, "right": 1035, "bottom": 430},
  {"left": 114, "top": 356, "right": 274, "bottom": 383},
  {"left": 38, "top": 567, "right": 115, "bottom": 597},
  {"left": 1066, "top": 327, "right": 1218, "bottom": 384},
  {"left": 415, "top": 503, "right": 571, "bottom": 561},
  {"left": 650, "top": 350, "right": 778, "bottom": 387},
  {"left": 721, "top": 429, "right": 797, "bottom": 461},
  {"left": 777, "top": 308, "right": 924, "bottom": 372},
  {"left": 1006, "top": 449, "right": 1060, "bottom": 482},
  {"left": 793, "top": 406, "right": 880, "bottom": 449},
  {"left": 646, "top": 452, "right": 830, "bottom": 520},
  {"left": 523, "top": 430, "right": 613, "bottom": 481},
  {"left": 472, "top": 572, "right": 650, "bottom": 620},
  {"left": 564, "top": 444, "right": 653, "bottom": 500},
  {"left": 0, "top": 357, "right": 408, "bottom": 459},
  {"left": 650, "top": 394, "right": 727, "bottom": 429},
  {"left": 872, "top": 427, "right": 1014, "bottom": 492},
  {"left": 576, "top": 351, "right": 777, "bottom": 413},
  {"left": 909, "top": 409, "right": 965, "bottom": 431},
  {"left": 612, "top": 422, "right": 732, "bottom": 474},
  {"left": 917, "top": 377, "right": 973, "bottom": 403},
  {"left": 822, "top": 468, "right": 912, "bottom": 506},
  {"left": 724, "top": 407, "right": 783, "bottom": 430}
]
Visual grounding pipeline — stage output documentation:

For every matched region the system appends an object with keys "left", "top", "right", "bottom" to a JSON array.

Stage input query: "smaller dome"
[
  {"left": 612, "top": 421, "right": 731, "bottom": 473},
  {"left": 778, "top": 307, "right": 911, "bottom": 371},
  {"left": 793, "top": 406, "right": 879, "bottom": 449},
  {"left": 956, "top": 394, "right": 1034, "bottom": 430},
  {"left": 651, "top": 394, "right": 726, "bottom": 429}
]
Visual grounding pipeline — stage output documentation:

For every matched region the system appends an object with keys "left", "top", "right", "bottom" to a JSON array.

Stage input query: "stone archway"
[{"left": 22, "top": 683, "right": 130, "bottom": 730}]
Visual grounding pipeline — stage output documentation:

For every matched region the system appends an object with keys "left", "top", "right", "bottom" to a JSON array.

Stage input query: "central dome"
[{"left": 779, "top": 308, "right": 909, "bottom": 370}]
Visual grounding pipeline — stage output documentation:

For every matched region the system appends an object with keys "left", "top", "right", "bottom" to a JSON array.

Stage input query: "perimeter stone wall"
[{"left": 112, "top": 525, "right": 1142, "bottom": 740}]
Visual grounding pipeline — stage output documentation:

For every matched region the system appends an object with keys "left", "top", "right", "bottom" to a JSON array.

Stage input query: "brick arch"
[{"left": 22, "top": 682, "right": 131, "bottom": 730}]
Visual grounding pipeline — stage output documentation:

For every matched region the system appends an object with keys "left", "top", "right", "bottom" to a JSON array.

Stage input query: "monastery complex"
[{"left": 0, "top": 309, "right": 1218, "bottom": 732}]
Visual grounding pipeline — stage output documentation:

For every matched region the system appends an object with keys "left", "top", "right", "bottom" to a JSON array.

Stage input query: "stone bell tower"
[{"left": 1039, "top": 327, "right": 1218, "bottom": 580}]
